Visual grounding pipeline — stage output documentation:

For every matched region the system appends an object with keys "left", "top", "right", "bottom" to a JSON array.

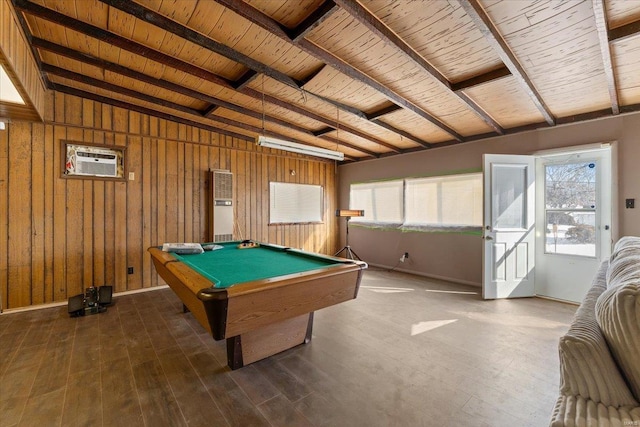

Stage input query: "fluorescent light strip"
[{"left": 257, "top": 136, "right": 344, "bottom": 161}]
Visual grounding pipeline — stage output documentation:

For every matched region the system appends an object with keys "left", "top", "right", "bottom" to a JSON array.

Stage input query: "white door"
[
  {"left": 483, "top": 154, "right": 536, "bottom": 299},
  {"left": 535, "top": 147, "right": 612, "bottom": 303}
]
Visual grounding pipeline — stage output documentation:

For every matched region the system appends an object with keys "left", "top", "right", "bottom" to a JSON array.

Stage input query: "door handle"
[{"left": 484, "top": 236, "right": 493, "bottom": 241}]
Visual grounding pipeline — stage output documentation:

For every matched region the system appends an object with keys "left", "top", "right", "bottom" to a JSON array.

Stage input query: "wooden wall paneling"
[
  {"left": 113, "top": 107, "right": 128, "bottom": 292},
  {"left": 126, "top": 134, "right": 143, "bottom": 290},
  {"left": 149, "top": 137, "right": 158, "bottom": 287},
  {"left": 43, "top": 124, "right": 54, "bottom": 302},
  {"left": 31, "top": 123, "right": 45, "bottom": 305},
  {"left": 177, "top": 141, "right": 185, "bottom": 243},
  {"left": 267, "top": 154, "right": 277, "bottom": 244},
  {"left": 52, "top": 93, "right": 67, "bottom": 302},
  {"left": 8, "top": 122, "right": 33, "bottom": 308},
  {"left": 165, "top": 139, "right": 178, "bottom": 243},
  {"left": 155, "top": 136, "right": 166, "bottom": 259},
  {"left": 184, "top": 142, "right": 193, "bottom": 242},
  {"left": 0, "top": 121, "right": 8, "bottom": 310},
  {"left": 259, "top": 155, "right": 268, "bottom": 242},
  {"left": 102, "top": 104, "right": 115, "bottom": 291},
  {"left": 142, "top": 136, "right": 152, "bottom": 287},
  {"left": 250, "top": 151, "right": 259, "bottom": 241},
  {"left": 125, "top": 110, "right": 143, "bottom": 290},
  {"left": 64, "top": 95, "right": 85, "bottom": 298},
  {"left": 191, "top": 144, "right": 201, "bottom": 243},
  {"left": 93, "top": 177, "right": 105, "bottom": 288},
  {"left": 81, "top": 99, "right": 94, "bottom": 290}
]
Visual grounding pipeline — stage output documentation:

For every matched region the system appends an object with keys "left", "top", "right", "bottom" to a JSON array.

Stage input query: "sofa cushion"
[
  {"left": 559, "top": 261, "right": 638, "bottom": 407},
  {"left": 607, "top": 253, "right": 640, "bottom": 289},
  {"left": 610, "top": 236, "right": 640, "bottom": 261},
  {"left": 596, "top": 277, "right": 640, "bottom": 401},
  {"left": 550, "top": 394, "right": 640, "bottom": 427}
]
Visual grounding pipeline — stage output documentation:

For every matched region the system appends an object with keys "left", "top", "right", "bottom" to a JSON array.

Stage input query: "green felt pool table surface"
[{"left": 171, "top": 241, "right": 351, "bottom": 288}]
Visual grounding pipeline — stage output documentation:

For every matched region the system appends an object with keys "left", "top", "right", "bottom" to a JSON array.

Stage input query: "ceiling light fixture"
[{"left": 257, "top": 136, "right": 344, "bottom": 161}]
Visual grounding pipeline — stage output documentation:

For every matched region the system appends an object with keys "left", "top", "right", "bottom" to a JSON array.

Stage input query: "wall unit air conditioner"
[
  {"left": 208, "top": 169, "right": 234, "bottom": 242},
  {"left": 75, "top": 149, "right": 118, "bottom": 177}
]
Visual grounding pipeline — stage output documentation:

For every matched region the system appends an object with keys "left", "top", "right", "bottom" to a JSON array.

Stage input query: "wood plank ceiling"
[{"left": 8, "top": 0, "right": 640, "bottom": 162}]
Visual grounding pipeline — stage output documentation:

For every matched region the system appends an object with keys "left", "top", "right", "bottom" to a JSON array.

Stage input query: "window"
[
  {"left": 349, "top": 180, "right": 403, "bottom": 224},
  {"left": 269, "top": 182, "right": 323, "bottom": 224},
  {"left": 544, "top": 161, "right": 597, "bottom": 257},
  {"left": 349, "top": 173, "right": 482, "bottom": 232},
  {"left": 405, "top": 173, "right": 482, "bottom": 228}
]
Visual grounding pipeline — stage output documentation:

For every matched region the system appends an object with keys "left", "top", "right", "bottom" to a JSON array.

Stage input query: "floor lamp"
[{"left": 334, "top": 209, "right": 364, "bottom": 260}]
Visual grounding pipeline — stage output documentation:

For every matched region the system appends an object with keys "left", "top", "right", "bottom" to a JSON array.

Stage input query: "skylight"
[{"left": 0, "top": 64, "right": 25, "bottom": 104}]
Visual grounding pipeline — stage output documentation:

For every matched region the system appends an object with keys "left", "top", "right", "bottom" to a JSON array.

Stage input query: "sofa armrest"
[{"left": 558, "top": 262, "right": 638, "bottom": 407}]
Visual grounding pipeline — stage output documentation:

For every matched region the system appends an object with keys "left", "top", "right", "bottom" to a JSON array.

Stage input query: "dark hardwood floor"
[{"left": 0, "top": 268, "right": 576, "bottom": 427}]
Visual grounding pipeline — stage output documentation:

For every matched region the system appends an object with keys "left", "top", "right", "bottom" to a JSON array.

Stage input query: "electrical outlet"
[
  {"left": 127, "top": 267, "right": 134, "bottom": 275},
  {"left": 404, "top": 252, "right": 409, "bottom": 259}
]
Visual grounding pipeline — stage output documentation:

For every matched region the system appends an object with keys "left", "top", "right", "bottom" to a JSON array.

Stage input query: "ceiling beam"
[
  {"left": 608, "top": 17, "right": 640, "bottom": 42},
  {"left": 288, "top": 0, "right": 339, "bottom": 42},
  {"left": 451, "top": 66, "right": 511, "bottom": 92},
  {"left": 335, "top": 0, "right": 503, "bottom": 135},
  {"left": 366, "top": 104, "right": 402, "bottom": 120},
  {"left": 593, "top": 0, "right": 620, "bottom": 115},
  {"left": 459, "top": 0, "right": 556, "bottom": 126},
  {"left": 213, "top": 0, "right": 465, "bottom": 142}
]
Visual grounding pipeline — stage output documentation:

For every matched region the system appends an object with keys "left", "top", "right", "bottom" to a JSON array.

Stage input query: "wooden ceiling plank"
[
  {"left": 99, "top": 0, "right": 303, "bottom": 90},
  {"left": 593, "top": 0, "right": 620, "bottom": 115},
  {"left": 13, "top": 0, "right": 233, "bottom": 88},
  {"left": 319, "top": 136, "right": 380, "bottom": 157},
  {"left": 335, "top": 0, "right": 502, "bottom": 134},
  {"left": 370, "top": 119, "right": 431, "bottom": 148},
  {"left": 212, "top": 0, "right": 460, "bottom": 141},
  {"left": 459, "top": 0, "right": 556, "bottom": 126}
]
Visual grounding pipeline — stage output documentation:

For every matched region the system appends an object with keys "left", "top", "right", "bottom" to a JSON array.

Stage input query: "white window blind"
[
  {"left": 404, "top": 173, "right": 482, "bottom": 226},
  {"left": 349, "top": 180, "right": 403, "bottom": 224},
  {"left": 269, "top": 182, "right": 323, "bottom": 224}
]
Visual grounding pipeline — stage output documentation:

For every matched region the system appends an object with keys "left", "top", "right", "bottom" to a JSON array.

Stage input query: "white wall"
[{"left": 338, "top": 112, "right": 640, "bottom": 286}]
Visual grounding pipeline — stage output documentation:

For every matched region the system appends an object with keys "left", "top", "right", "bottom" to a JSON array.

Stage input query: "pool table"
[{"left": 148, "top": 241, "right": 367, "bottom": 369}]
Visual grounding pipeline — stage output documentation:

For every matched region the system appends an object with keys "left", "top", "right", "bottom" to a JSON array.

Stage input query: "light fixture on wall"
[{"left": 257, "top": 136, "right": 345, "bottom": 161}]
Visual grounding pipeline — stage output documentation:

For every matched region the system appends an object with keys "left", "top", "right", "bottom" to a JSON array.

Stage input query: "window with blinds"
[
  {"left": 269, "top": 182, "right": 323, "bottom": 224},
  {"left": 405, "top": 173, "right": 482, "bottom": 227},
  {"left": 349, "top": 173, "right": 482, "bottom": 232},
  {"left": 349, "top": 180, "right": 404, "bottom": 225}
]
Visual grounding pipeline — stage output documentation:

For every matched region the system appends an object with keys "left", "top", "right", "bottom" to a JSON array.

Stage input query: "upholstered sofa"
[{"left": 550, "top": 236, "right": 640, "bottom": 426}]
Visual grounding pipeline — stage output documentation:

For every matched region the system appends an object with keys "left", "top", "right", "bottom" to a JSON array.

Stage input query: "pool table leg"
[{"left": 226, "top": 312, "right": 314, "bottom": 370}]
